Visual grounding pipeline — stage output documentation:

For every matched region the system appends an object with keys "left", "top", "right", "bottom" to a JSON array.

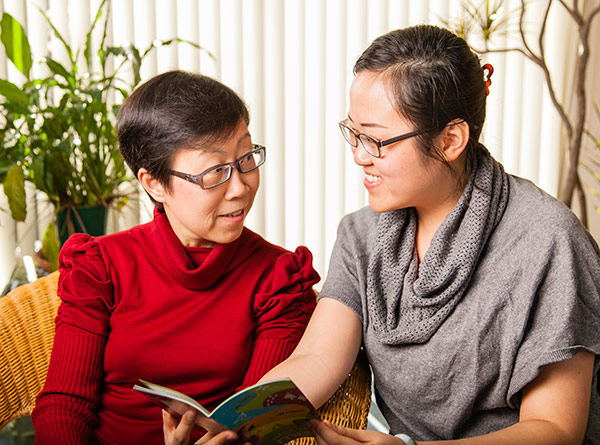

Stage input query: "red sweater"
[{"left": 32, "top": 209, "right": 319, "bottom": 444}]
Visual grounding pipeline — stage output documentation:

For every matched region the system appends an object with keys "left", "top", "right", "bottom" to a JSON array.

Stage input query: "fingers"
[
  {"left": 309, "top": 420, "right": 399, "bottom": 444},
  {"left": 193, "top": 430, "right": 243, "bottom": 445},
  {"left": 309, "top": 420, "right": 357, "bottom": 444},
  {"left": 163, "top": 409, "right": 197, "bottom": 445}
]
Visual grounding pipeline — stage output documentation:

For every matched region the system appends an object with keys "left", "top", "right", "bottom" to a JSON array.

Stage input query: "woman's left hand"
[
  {"left": 163, "top": 410, "right": 252, "bottom": 445},
  {"left": 308, "top": 420, "right": 409, "bottom": 445}
]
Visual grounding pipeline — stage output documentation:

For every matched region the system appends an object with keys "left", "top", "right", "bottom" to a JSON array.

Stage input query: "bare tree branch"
[
  {"left": 560, "top": 1, "right": 588, "bottom": 208},
  {"left": 537, "top": 0, "right": 552, "bottom": 59},
  {"left": 519, "top": 0, "right": 540, "bottom": 61},
  {"left": 591, "top": 5, "right": 600, "bottom": 22},
  {"left": 467, "top": 46, "right": 533, "bottom": 58},
  {"left": 575, "top": 173, "right": 588, "bottom": 227},
  {"left": 534, "top": 1, "right": 572, "bottom": 138},
  {"left": 558, "top": 0, "right": 582, "bottom": 24}
]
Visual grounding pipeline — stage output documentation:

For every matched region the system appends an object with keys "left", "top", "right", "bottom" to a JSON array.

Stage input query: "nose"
[
  {"left": 352, "top": 143, "right": 372, "bottom": 166},
  {"left": 224, "top": 168, "right": 250, "bottom": 199}
]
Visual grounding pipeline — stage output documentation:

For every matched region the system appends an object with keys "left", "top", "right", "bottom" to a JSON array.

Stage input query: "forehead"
[
  {"left": 192, "top": 120, "right": 251, "bottom": 153},
  {"left": 348, "top": 71, "right": 405, "bottom": 129},
  {"left": 171, "top": 124, "right": 252, "bottom": 169}
]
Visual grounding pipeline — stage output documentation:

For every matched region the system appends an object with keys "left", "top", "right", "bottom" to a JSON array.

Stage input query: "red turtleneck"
[{"left": 32, "top": 209, "right": 319, "bottom": 444}]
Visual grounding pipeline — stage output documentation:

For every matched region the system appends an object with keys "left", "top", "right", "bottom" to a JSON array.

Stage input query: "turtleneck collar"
[{"left": 150, "top": 207, "right": 246, "bottom": 290}]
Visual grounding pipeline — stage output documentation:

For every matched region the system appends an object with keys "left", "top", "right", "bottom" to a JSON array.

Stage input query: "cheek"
[
  {"left": 374, "top": 157, "right": 405, "bottom": 180},
  {"left": 171, "top": 186, "right": 222, "bottom": 215},
  {"left": 246, "top": 172, "right": 260, "bottom": 197},
  {"left": 376, "top": 149, "right": 429, "bottom": 181}
]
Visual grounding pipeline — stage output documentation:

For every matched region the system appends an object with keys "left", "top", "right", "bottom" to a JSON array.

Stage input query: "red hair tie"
[{"left": 483, "top": 63, "right": 494, "bottom": 96}]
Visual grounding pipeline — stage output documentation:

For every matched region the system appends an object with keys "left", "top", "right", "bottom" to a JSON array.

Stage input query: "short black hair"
[{"left": 117, "top": 70, "right": 250, "bottom": 194}]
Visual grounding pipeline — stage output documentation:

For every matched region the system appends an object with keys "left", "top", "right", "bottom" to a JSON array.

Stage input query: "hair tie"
[{"left": 482, "top": 63, "right": 494, "bottom": 96}]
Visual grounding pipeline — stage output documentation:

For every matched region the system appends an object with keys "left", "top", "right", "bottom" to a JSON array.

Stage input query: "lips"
[{"left": 222, "top": 209, "right": 244, "bottom": 218}]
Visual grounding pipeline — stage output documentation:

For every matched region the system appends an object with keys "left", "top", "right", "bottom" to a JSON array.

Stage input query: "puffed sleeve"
[
  {"left": 238, "top": 246, "right": 320, "bottom": 388},
  {"left": 56, "top": 233, "right": 114, "bottom": 334},
  {"left": 31, "top": 234, "right": 113, "bottom": 444}
]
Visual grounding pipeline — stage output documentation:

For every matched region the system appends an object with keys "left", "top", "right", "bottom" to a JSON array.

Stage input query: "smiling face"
[
  {"left": 140, "top": 121, "right": 259, "bottom": 247},
  {"left": 347, "top": 71, "right": 458, "bottom": 215}
]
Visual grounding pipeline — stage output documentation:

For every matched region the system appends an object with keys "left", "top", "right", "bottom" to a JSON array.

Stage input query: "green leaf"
[
  {"left": 3, "top": 164, "right": 27, "bottom": 222},
  {"left": 45, "top": 58, "right": 76, "bottom": 88},
  {"left": 0, "top": 78, "right": 30, "bottom": 108},
  {"left": 0, "top": 13, "right": 32, "bottom": 79},
  {"left": 34, "top": 5, "right": 74, "bottom": 65},
  {"left": 41, "top": 221, "right": 60, "bottom": 271},
  {"left": 108, "top": 44, "right": 142, "bottom": 86},
  {"left": 84, "top": 0, "right": 108, "bottom": 69}
]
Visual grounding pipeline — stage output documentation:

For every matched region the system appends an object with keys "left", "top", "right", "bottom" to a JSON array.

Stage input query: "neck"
[
  {"left": 413, "top": 155, "right": 469, "bottom": 260},
  {"left": 414, "top": 187, "right": 464, "bottom": 261}
]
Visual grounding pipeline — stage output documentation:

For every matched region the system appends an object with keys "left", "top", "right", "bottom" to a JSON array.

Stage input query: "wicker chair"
[
  {"left": 0, "top": 272, "right": 372, "bottom": 441},
  {"left": 0, "top": 271, "right": 60, "bottom": 429}
]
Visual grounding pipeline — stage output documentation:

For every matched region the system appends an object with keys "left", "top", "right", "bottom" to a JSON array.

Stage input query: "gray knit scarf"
[{"left": 366, "top": 148, "right": 509, "bottom": 345}]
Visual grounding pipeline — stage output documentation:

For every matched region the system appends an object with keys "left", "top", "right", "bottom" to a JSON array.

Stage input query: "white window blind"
[{"left": 0, "top": 0, "right": 580, "bottom": 287}]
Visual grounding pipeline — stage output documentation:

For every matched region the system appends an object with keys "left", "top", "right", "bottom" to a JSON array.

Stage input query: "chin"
[
  {"left": 368, "top": 198, "right": 393, "bottom": 214},
  {"left": 215, "top": 228, "right": 245, "bottom": 245},
  {"left": 369, "top": 193, "right": 411, "bottom": 213}
]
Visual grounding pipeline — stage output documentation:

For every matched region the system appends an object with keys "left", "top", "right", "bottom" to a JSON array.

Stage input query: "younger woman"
[{"left": 167, "top": 25, "right": 600, "bottom": 445}]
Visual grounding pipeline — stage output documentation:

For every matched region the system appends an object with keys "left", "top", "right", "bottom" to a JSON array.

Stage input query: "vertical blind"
[{"left": 0, "top": 0, "right": 575, "bottom": 288}]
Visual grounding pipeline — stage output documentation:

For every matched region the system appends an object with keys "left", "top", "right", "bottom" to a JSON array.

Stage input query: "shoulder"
[
  {"left": 59, "top": 221, "right": 155, "bottom": 281},
  {"left": 501, "top": 175, "right": 597, "bottom": 247},
  {"left": 237, "top": 227, "right": 289, "bottom": 261},
  {"left": 339, "top": 206, "right": 380, "bottom": 231},
  {"left": 485, "top": 175, "right": 600, "bottom": 284},
  {"left": 335, "top": 206, "right": 379, "bottom": 249},
  {"left": 238, "top": 228, "right": 321, "bottom": 294},
  {"left": 94, "top": 219, "right": 154, "bottom": 251},
  {"left": 59, "top": 233, "right": 108, "bottom": 278}
]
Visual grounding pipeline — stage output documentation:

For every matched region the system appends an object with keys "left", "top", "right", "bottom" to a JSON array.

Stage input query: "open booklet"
[{"left": 133, "top": 378, "right": 318, "bottom": 444}]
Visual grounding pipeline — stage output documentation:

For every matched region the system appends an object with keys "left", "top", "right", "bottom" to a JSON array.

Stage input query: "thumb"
[{"left": 322, "top": 420, "right": 370, "bottom": 441}]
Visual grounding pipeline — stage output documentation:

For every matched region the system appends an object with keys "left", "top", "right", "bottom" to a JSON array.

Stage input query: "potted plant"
[{"left": 0, "top": 0, "right": 206, "bottom": 269}]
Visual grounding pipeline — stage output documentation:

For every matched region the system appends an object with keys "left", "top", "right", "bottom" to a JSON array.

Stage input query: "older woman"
[{"left": 32, "top": 70, "right": 319, "bottom": 444}]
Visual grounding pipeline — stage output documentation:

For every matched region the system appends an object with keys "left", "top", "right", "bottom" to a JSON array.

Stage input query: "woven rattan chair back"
[{"left": 0, "top": 271, "right": 60, "bottom": 429}]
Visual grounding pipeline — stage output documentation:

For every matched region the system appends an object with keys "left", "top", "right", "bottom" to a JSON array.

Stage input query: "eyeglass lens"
[
  {"left": 339, "top": 123, "right": 378, "bottom": 157},
  {"left": 202, "top": 149, "right": 264, "bottom": 188}
]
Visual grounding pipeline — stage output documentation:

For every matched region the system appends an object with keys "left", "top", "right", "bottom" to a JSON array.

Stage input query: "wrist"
[{"left": 394, "top": 433, "right": 415, "bottom": 445}]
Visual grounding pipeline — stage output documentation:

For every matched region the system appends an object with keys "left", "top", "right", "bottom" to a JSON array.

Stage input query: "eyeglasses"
[
  {"left": 170, "top": 145, "right": 266, "bottom": 190},
  {"left": 338, "top": 120, "right": 431, "bottom": 158}
]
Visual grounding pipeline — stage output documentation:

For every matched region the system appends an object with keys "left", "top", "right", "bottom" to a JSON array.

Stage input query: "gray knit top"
[{"left": 320, "top": 171, "right": 600, "bottom": 442}]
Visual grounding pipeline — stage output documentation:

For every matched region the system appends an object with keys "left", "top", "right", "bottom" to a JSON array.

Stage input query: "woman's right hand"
[{"left": 163, "top": 410, "right": 246, "bottom": 445}]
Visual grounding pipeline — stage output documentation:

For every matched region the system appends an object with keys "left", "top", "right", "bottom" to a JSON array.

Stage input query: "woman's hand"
[
  {"left": 163, "top": 410, "right": 248, "bottom": 445},
  {"left": 308, "top": 420, "right": 410, "bottom": 445}
]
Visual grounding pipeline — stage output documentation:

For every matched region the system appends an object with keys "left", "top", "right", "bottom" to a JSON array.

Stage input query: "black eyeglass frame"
[
  {"left": 169, "top": 144, "right": 266, "bottom": 190},
  {"left": 338, "top": 120, "right": 435, "bottom": 158}
]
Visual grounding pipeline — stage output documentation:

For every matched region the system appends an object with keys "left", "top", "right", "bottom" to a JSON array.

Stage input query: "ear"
[
  {"left": 441, "top": 120, "right": 470, "bottom": 162},
  {"left": 138, "top": 168, "right": 168, "bottom": 203}
]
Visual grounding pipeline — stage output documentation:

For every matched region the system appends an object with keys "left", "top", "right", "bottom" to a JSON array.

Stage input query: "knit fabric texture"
[{"left": 366, "top": 148, "right": 509, "bottom": 344}]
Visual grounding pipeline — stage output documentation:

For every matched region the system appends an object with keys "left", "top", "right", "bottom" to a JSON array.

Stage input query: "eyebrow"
[
  {"left": 347, "top": 114, "right": 388, "bottom": 129},
  {"left": 202, "top": 132, "right": 251, "bottom": 155}
]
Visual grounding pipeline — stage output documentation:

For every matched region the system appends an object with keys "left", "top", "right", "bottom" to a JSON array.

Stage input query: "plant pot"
[{"left": 57, "top": 205, "right": 108, "bottom": 245}]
